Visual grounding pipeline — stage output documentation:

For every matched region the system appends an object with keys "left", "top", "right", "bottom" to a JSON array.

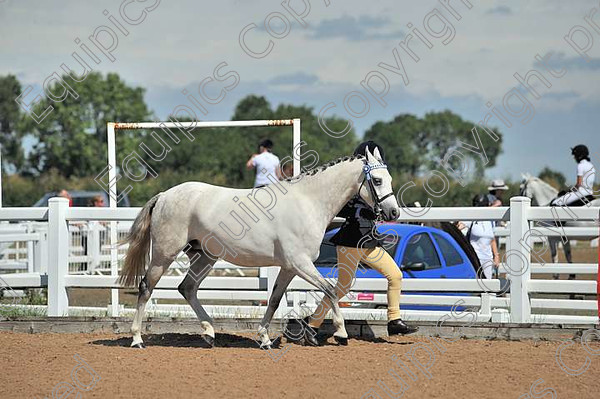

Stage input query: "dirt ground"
[{"left": 1, "top": 331, "right": 599, "bottom": 399}]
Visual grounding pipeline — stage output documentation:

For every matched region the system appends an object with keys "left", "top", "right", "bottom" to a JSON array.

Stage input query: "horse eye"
[{"left": 373, "top": 178, "right": 382, "bottom": 186}]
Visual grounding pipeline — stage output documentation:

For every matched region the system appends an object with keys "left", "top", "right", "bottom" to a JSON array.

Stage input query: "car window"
[
  {"left": 433, "top": 233, "right": 463, "bottom": 267},
  {"left": 402, "top": 233, "right": 441, "bottom": 270}
]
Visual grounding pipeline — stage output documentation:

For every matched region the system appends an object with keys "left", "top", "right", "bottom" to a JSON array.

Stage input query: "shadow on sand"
[{"left": 91, "top": 332, "right": 266, "bottom": 349}]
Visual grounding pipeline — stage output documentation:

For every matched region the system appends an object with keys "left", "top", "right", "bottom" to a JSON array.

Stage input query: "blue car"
[{"left": 315, "top": 223, "right": 478, "bottom": 310}]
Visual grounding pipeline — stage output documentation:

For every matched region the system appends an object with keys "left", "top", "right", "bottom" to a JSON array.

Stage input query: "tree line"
[{"left": 0, "top": 72, "right": 566, "bottom": 207}]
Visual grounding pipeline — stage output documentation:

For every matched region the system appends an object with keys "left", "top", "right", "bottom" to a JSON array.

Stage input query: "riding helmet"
[
  {"left": 571, "top": 144, "right": 590, "bottom": 162},
  {"left": 354, "top": 140, "right": 386, "bottom": 163}
]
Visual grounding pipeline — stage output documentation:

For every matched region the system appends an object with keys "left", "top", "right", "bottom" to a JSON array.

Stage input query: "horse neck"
[
  {"left": 297, "top": 159, "right": 363, "bottom": 223},
  {"left": 531, "top": 179, "right": 557, "bottom": 206}
]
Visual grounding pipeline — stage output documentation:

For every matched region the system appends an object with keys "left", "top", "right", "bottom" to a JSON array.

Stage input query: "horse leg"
[
  {"left": 549, "top": 237, "right": 559, "bottom": 263},
  {"left": 292, "top": 260, "right": 346, "bottom": 345},
  {"left": 177, "top": 249, "right": 217, "bottom": 346},
  {"left": 561, "top": 239, "right": 576, "bottom": 280},
  {"left": 548, "top": 237, "right": 560, "bottom": 280},
  {"left": 257, "top": 268, "right": 295, "bottom": 348},
  {"left": 131, "top": 253, "right": 173, "bottom": 348}
]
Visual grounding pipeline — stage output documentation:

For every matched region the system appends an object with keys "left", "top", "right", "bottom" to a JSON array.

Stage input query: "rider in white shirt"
[
  {"left": 246, "top": 139, "right": 280, "bottom": 187},
  {"left": 551, "top": 145, "right": 596, "bottom": 207},
  {"left": 466, "top": 194, "right": 500, "bottom": 280}
]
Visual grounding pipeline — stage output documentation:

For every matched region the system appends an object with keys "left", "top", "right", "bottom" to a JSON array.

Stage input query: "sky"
[{"left": 1, "top": 0, "right": 599, "bottom": 182}]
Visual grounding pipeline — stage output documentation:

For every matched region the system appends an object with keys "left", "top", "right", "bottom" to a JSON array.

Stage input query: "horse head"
[{"left": 358, "top": 146, "right": 400, "bottom": 221}]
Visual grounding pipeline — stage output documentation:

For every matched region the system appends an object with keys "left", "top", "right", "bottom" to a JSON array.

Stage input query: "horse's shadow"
[
  {"left": 91, "top": 333, "right": 264, "bottom": 349},
  {"left": 90, "top": 332, "right": 417, "bottom": 349}
]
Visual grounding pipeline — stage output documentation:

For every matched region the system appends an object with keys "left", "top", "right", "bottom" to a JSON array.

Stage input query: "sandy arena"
[{"left": 1, "top": 331, "right": 598, "bottom": 398}]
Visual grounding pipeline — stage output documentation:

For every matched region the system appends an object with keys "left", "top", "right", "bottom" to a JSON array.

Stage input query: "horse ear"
[
  {"left": 365, "top": 146, "right": 376, "bottom": 163},
  {"left": 373, "top": 147, "right": 383, "bottom": 162}
]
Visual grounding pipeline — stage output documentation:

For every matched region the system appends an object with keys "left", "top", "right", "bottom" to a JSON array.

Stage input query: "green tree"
[
  {"left": 26, "top": 72, "right": 151, "bottom": 177},
  {"left": 154, "top": 95, "right": 359, "bottom": 189},
  {"left": 539, "top": 166, "right": 566, "bottom": 190},
  {"left": 0, "top": 75, "right": 25, "bottom": 173},
  {"left": 365, "top": 110, "right": 502, "bottom": 180}
]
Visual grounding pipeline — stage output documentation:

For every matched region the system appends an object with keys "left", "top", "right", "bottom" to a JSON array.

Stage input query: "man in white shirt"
[
  {"left": 551, "top": 145, "right": 596, "bottom": 206},
  {"left": 246, "top": 139, "right": 280, "bottom": 187}
]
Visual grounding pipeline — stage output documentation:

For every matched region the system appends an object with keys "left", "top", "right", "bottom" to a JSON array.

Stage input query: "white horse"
[
  {"left": 520, "top": 174, "right": 599, "bottom": 264},
  {"left": 120, "top": 148, "right": 400, "bottom": 348}
]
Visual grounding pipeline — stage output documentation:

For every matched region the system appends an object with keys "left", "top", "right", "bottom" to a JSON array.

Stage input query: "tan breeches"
[{"left": 308, "top": 246, "right": 402, "bottom": 328}]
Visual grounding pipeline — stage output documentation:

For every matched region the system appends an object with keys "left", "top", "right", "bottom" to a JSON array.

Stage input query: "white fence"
[{"left": 0, "top": 196, "right": 598, "bottom": 326}]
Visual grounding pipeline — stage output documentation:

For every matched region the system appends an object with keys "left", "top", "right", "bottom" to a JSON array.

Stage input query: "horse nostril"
[{"left": 391, "top": 208, "right": 398, "bottom": 218}]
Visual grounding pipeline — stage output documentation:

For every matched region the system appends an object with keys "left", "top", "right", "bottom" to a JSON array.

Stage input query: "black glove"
[{"left": 359, "top": 207, "right": 377, "bottom": 220}]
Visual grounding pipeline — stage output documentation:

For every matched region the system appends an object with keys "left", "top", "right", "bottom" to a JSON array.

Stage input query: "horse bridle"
[{"left": 360, "top": 161, "right": 394, "bottom": 214}]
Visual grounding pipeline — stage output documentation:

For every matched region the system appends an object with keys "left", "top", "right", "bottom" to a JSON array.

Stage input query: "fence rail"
[{"left": 0, "top": 196, "right": 598, "bottom": 326}]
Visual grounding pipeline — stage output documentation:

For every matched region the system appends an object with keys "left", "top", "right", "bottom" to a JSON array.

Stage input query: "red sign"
[{"left": 357, "top": 293, "right": 374, "bottom": 301}]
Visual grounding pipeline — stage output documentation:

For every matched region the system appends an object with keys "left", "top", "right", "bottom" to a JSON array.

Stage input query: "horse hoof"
[
  {"left": 334, "top": 336, "right": 348, "bottom": 346},
  {"left": 202, "top": 334, "right": 215, "bottom": 348},
  {"left": 131, "top": 342, "right": 145, "bottom": 349}
]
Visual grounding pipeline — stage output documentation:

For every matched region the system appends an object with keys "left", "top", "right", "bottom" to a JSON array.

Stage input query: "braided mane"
[{"left": 284, "top": 154, "right": 365, "bottom": 182}]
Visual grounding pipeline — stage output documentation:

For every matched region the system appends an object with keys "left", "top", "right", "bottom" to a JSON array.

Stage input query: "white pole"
[
  {"left": 107, "top": 123, "right": 117, "bottom": 207},
  {"left": 292, "top": 118, "right": 301, "bottom": 176},
  {"left": 88, "top": 222, "right": 100, "bottom": 273},
  {"left": 0, "top": 144, "right": 3, "bottom": 207},
  {"left": 48, "top": 197, "right": 69, "bottom": 316},
  {"left": 107, "top": 123, "right": 119, "bottom": 316},
  {"left": 109, "top": 120, "right": 295, "bottom": 130},
  {"left": 508, "top": 196, "right": 532, "bottom": 323}
]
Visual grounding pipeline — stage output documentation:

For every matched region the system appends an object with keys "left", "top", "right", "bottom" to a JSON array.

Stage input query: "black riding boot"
[{"left": 387, "top": 319, "right": 419, "bottom": 336}]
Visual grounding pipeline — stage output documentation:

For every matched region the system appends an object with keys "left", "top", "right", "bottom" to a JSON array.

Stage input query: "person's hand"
[
  {"left": 359, "top": 207, "right": 377, "bottom": 220},
  {"left": 493, "top": 253, "right": 500, "bottom": 267},
  {"left": 246, "top": 154, "right": 258, "bottom": 169},
  {"left": 455, "top": 221, "right": 465, "bottom": 230}
]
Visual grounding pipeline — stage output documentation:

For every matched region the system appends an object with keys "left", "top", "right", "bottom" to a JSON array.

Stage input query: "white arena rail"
[{"left": 0, "top": 196, "right": 598, "bottom": 326}]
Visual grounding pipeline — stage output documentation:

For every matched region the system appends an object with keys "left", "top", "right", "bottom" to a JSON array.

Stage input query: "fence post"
[
  {"left": 48, "top": 197, "right": 69, "bottom": 316},
  {"left": 88, "top": 222, "right": 100, "bottom": 273},
  {"left": 26, "top": 223, "right": 34, "bottom": 273},
  {"left": 508, "top": 196, "right": 532, "bottom": 323}
]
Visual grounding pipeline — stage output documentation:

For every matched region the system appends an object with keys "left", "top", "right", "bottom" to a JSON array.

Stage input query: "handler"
[
  {"left": 551, "top": 145, "right": 596, "bottom": 207},
  {"left": 303, "top": 141, "right": 418, "bottom": 346}
]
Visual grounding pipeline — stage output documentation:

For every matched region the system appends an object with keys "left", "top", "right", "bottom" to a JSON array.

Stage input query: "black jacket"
[{"left": 330, "top": 196, "right": 379, "bottom": 248}]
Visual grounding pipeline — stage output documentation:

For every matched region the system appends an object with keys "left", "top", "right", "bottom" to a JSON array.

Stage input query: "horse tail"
[{"left": 119, "top": 193, "right": 162, "bottom": 287}]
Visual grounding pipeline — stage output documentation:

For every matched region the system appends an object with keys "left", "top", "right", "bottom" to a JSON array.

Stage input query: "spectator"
[
  {"left": 487, "top": 179, "right": 508, "bottom": 207},
  {"left": 279, "top": 161, "right": 294, "bottom": 180},
  {"left": 57, "top": 189, "right": 73, "bottom": 206},
  {"left": 246, "top": 139, "right": 280, "bottom": 187},
  {"left": 89, "top": 195, "right": 105, "bottom": 207},
  {"left": 466, "top": 194, "right": 500, "bottom": 279}
]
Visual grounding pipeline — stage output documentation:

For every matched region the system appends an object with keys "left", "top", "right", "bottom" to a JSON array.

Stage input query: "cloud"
[
  {"left": 542, "top": 91, "right": 580, "bottom": 100},
  {"left": 268, "top": 72, "right": 319, "bottom": 86},
  {"left": 306, "top": 15, "right": 404, "bottom": 41},
  {"left": 486, "top": 6, "right": 512, "bottom": 15},
  {"left": 534, "top": 52, "right": 600, "bottom": 71}
]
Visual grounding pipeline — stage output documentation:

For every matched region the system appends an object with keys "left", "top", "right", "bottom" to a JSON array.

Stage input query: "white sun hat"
[{"left": 488, "top": 179, "right": 509, "bottom": 191}]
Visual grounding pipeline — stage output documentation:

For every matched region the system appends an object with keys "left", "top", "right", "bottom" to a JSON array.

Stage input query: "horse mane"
[
  {"left": 283, "top": 154, "right": 365, "bottom": 182},
  {"left": 526, "top": 175, "right": 557, "bottom": 192}
]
